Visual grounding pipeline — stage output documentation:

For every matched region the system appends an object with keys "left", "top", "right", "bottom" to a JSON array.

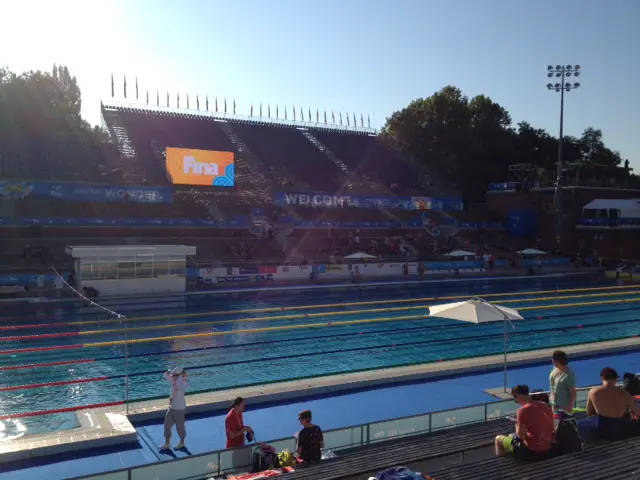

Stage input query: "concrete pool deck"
[{"left": 2, "top": 335, "right": 639, "bottom": 464}]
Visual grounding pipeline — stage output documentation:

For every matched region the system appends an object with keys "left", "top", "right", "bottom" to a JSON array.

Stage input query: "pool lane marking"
[
  {"left": 4, "top": 315, "right": 640, "bottom": 393},
  {"left": 0, "top": 401, "right": 125, "bottom": 421},
  {"left": 6, "top": 303, "right": 640, "bottom": 372},
  {"left": 1, "top": 296, "right": 639, "bottom": 355},
  {"left": 2, "top": 284, "right": 638, "bottom": 330},
  {"left": 2, "top": 289, "right": 639, "bottom": 341}
]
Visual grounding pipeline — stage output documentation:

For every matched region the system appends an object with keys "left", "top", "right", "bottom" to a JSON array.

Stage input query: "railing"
[{"left": 68, "top": 390, "right": 592, "bottom": 480}]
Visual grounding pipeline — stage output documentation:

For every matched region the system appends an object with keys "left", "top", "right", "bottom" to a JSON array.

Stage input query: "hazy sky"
[{"left": 3, "top": 0, "right": 639, "bottom": 168}]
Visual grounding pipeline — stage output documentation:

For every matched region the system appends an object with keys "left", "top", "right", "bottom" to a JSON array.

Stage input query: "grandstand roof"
[{"left": 583, "top": 198, "right": 640, "bottom": 217}]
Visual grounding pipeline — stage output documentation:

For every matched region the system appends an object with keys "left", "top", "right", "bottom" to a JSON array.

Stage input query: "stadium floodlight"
[{"left": 546, "top": 64, "right": 582, "bottom": 246}]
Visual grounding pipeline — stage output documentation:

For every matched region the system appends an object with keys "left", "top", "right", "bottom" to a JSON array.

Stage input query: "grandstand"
[{"left": 0, "top": 103, "right": 534, "bottom": 271}]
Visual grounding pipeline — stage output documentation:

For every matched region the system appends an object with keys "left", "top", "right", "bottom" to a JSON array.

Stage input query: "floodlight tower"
[{"left": 546, "top": 64, "right": 581, "bottom": 246}]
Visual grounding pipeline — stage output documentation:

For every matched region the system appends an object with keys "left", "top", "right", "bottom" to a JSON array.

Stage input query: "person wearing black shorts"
[{"left": 496, "top": 385, "right": 554, "bottom": 461}]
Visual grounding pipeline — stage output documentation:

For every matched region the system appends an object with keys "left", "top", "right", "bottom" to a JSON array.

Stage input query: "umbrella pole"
[{"left": 503, "top": 316, "right": 508, "bottom": 393}]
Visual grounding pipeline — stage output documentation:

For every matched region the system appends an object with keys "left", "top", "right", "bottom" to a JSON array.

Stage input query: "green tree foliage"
[
  {"left": 381, "top": 86, "right": 635, "bottom": 200},
  {"left": 0, "top": 65, "right": 107, "bottom": 146}
]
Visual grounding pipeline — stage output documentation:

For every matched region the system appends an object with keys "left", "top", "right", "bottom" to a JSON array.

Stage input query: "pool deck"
[{"left": 2, "top": 334, "right": 639, "bottom": 464}]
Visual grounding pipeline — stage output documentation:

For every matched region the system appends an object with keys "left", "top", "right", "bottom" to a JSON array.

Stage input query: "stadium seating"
[
  {"left": 310, "top": 129, "right": 424, "bottom": 195},
  {"left": 230, "top": 121, "right": 346, "bottom": 192},
  {"left": 0, "top": 141, "right": 107, "bottom": 182}
]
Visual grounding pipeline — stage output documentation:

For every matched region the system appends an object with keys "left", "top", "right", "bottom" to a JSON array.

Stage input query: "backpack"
[
  {"left": 251, "top": 445, "right": 279, "bottom": 473},
  {"left": 623, "top": 373, "right": 640, "bottom": 397},
  {"left": 554, "top": 416, "right": 583, "bottom": 454},
  {"left": 376, "top": 467, "right": 425, "bottom": 480}
]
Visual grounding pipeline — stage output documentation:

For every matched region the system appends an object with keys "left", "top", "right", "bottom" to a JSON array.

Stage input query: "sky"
[{"left": 2, "top": 0, "right": 639, "bottom": 168}]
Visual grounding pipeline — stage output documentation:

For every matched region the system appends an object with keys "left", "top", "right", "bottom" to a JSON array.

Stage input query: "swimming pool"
[{"left": 1, "top": 275, "right": 639, "bottom": 439}]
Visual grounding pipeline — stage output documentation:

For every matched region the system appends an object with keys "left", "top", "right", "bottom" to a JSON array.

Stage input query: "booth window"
[
  {"left": 170, "top": 255, "right": 186, "bottom": 277},
  {"left": 154, "top": 255, "right": 170, "bottom": 276},
  {"left": 81, "top": 257, "right": 100, "bottom": 281},
  {"left": 135, "top": 254, "right": 154, "bottom": 278},
  {"left": 117, "top": 256, "right": 135, "bottom": 279}
]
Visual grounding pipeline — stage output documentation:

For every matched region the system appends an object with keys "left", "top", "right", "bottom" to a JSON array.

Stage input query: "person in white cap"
[{"left": 160, "top": 366, "right": 189, "bottom": 451}]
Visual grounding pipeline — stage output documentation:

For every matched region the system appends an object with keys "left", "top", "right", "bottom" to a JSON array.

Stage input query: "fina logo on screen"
[{"left": 182, "top": 155, "right": 234, "bottom": 186}]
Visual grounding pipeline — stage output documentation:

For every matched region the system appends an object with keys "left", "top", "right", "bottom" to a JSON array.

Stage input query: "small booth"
[{"left": 65, "top": 245, "right": 196, "bottom": 296}]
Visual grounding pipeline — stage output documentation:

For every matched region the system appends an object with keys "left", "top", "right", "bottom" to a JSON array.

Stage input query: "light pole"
[{"left": 546, "top": 64, "right": 581, "bottom": 246}]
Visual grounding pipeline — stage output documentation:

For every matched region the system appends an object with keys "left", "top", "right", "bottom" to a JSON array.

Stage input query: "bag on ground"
[
  {"left": 251, "top": 444, "right": 279, "bottom": 473},
  {"left": 554, "top": 415, "right": 583, "bottom": 454}
]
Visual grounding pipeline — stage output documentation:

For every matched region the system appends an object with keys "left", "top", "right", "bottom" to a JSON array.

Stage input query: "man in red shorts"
[{"left": 495, "top": 384, "right": 554, "bottom": 460}]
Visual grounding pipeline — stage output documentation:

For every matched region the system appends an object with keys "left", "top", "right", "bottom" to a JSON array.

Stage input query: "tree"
[
  {"left": 380, "top": 86, "right": 514, "bottom": 201},
  {"left": 52, "top": 64, "right": 82, "bottom": 118},
  {"left": 380, "top": 86, "right": 634, "bottom": 199},
  {"left": 0, "top": 65, "right": 103, "bottom": 145}
]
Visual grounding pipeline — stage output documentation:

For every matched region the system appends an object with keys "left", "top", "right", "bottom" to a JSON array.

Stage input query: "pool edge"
[{"left": 2, "top": 335, "right": 638, "bottom": 464}]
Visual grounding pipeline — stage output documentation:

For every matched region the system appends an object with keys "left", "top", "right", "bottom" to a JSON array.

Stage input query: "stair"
[
  {"left": 218, "top": 121, "right": 273, "bottom": 200},
  {"left": 100, "top": 105, "right": 148, "bottom": 184},
  {"left": 206, "top": 203, "right": 225, "bottom": 221},
  {"left": 300, "top": 130, "right": 391, "bottom": 195},
  {"left": 101, "top": 106, "right": 136, "bottom": 159}
]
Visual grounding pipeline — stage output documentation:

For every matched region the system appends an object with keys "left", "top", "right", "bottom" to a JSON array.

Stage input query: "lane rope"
[
  {"left": 3, "top": 289, "right": 640, "bottom": 341},
  {"left": 0, "top": 401, "right": 125, "bottom": 421},
  {"left": 4, "top": 315, "right": 640, "bottom": 393},
  {"left": 6, "top": 303, "right": 640, "bottom": 371},
  {"left": 2, "top": 296, "right": 637, "bottom": 355},
  {"left": 3, "top": 284, "right": 638, "bottom": 330}
]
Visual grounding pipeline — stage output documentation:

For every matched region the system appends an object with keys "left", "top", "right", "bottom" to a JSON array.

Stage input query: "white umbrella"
[
  {"left": 444, "top": 250, "right": 475, "bottom": 257},
  {"left": 429, "top": 298, "right": 524, "bottom": 392},
  {"left": 517, "top": 248, "right": 546, "bottom": 255},
  {"left": 344, "top": 251, "right": 377, "bottom": 259}
]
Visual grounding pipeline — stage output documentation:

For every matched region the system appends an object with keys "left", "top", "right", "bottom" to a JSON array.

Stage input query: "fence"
[{"left": 69, "top": 389, "right": 592, "bottom": 480}]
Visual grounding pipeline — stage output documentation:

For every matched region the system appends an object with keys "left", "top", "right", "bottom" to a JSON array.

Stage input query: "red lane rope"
[
  {"left": 0, "top": 332, "right": 80, "bottom": 342},
  {"left": 0, "top": 376, "right": 110, "bottom": 392},
  {"left": 0, "top": 344, "right": 84, "bottom": 355},
  {"left": 0, "top": 401, "right": 125, "bottom": 420},
  {"left": 0, "top": 359, "right": 96, "bottom": 371},
  {"left": 0, "top": 322, "right": 71, "bottom": 331}
]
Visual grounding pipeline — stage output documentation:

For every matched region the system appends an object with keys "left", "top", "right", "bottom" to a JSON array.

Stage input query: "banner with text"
[
  {"left": 3, "top": 217, "right": 248, "bottom": 227},
  {"left": 0, "top": 181, "right": 173, "bottom": 204},
  {"left": 274, "top": 192, "right": 463, "bottom": 211}
]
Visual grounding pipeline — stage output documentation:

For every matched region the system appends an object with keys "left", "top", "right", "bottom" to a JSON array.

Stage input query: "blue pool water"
[{"left": 0, "top": 274, "right": 639, "bottom": 439}]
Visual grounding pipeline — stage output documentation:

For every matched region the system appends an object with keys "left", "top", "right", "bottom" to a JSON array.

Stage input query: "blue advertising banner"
[
  {"left": 0, "top": 272, "right": 69, "bottom": 286},
  {"left": 0, "top": 216, "right": 250, "bottom": 228},
  {"left": 508, "top": 210, "right": 538, "bottom": 237},
  {"left": 459, "top": 221, "right": 505, "bottom": 229},
  {"left": 578, "top": 218, "right": 640, "bottom": 227},
  {"left": 489, "top": 182, "right": 540, "bottom": 192},
  {"left": 274, "top": 192, "right": 463, "bottom": 211},
  {"left": 0, "top": 181, "right": 173, "bottom": 204}
]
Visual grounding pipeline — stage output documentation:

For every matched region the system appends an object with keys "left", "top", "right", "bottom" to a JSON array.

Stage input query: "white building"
[{"left": 65, "top": 245, "right": 196, "bottom": 296}]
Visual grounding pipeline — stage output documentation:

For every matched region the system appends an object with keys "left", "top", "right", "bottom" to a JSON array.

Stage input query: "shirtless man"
[{"left": 586, "top": 367, "right": 640, "bottom": 440}]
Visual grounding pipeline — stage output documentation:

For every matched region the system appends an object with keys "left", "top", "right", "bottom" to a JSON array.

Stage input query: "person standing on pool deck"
[
  {"left": 549, "top": 350, "right": 577, "bottom": 412},
  {"left": 226, "top": 397, "right": 253, "bottom": 448},
  {"left": 160, "top": 366, "right": 188, "bottom": 451}
]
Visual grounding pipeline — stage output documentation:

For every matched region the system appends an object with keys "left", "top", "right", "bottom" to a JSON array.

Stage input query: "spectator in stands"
[
  {"left": 296, "top": 410, "right": 324, "bottom": 463},
  {"left": 53, "top": 275, "right": 65, "bottom": 298},
  {"left": 226, "top": 397, "right": 254, "bottom": 449},
  {"left": 586, "top": 367, "right": 640, "bottom": 440},
  {"left": 495, "top": 385, "right": 554, "bottom": 460},
  {"left": 36, "top": 274, "right": 45, "bottom": 293},
  {"left": 549, "top": 350, "right": 577, "bottom": 412},
  {"left": 351, "top": 266, "right": 361, "bottom": 283},
  {"left": 160, "top": 367, "right": 188, "bottom": 451}
]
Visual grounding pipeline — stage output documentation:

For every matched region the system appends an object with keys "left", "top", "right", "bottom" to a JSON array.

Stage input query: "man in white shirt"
[
  {"left": 36, "top": 274, "right": 45, "bottom": 292},
  {"left": 161, "top": 366, "right": 189, "bottom": 451},
  {"left": 53, "top": 276, "right": 65, "bottom": 298}
]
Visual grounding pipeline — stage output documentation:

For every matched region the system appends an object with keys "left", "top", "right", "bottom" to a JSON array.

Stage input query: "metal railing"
[{"left": 68, "top": 390, "right": 593, "bottom": 480}]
